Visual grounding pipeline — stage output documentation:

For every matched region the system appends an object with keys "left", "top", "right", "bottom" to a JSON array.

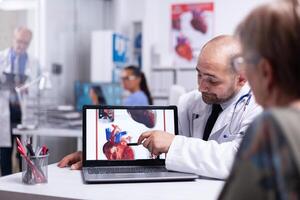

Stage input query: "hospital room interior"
[{"left": 0, "top": 0, "right": 300, "bottom": 199}]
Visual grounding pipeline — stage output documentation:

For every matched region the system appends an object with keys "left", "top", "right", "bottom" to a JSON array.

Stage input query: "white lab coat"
[
  {"left": 166, "top": 84, "right": 263, "bottom": 179},
  {"left": 0, "top": 48, "right": 39, "bottom": 147},
  {"left": 0, "top": 48, "right": 39, "bottom": 79},
  {"left": 0, "top": 90, "right": 11, "bottom": 147}
]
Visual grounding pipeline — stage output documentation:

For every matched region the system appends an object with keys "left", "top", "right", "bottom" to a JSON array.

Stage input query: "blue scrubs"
[{"left": 123, "top": 91, "right": 149, "bottom": 106}]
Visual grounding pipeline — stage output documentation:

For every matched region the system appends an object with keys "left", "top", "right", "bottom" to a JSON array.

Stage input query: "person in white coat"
[
  {"left": 138, "top": 35, "right": 262, "bottom": 179},
  {"left": 57, "top": 35, "right": 262, "bottom": 179},
  {"left": 0, "top": 26, "right": 38, "bottom": 176}
]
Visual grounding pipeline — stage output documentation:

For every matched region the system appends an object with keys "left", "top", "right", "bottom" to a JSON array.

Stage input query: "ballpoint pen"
[
  {"left": 26, "top": 143, "right": 35, "bottom": 156},
  {"left": 127, "top": 143, "right": 139, "bottom": 146}
]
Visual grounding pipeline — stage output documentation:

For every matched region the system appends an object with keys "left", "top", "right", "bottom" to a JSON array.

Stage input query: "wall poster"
[{"left": 171, "top": 2, "right": 214, "bottom": 68}]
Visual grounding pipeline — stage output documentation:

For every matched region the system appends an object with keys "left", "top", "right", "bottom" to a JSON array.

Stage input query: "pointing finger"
[{"left": 137, "top": 131, "right": 152, "bottom": 144}]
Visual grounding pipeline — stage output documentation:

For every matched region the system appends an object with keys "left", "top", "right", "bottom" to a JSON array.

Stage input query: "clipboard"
[{"left": 0, "top": 72, "right": 28, "bottom": 90}]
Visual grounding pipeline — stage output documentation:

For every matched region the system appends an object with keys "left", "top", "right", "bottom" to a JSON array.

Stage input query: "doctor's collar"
[
  {"left": 219, "top": 83, "right": 251, "bottom": 110},
  {"left": 9, "top": 47, "right": 28, "bottom": 58}
]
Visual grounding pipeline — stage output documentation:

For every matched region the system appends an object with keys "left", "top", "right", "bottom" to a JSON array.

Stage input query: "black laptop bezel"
[{"left": 82, "top": 105, "right": 178, "bottom": 167}]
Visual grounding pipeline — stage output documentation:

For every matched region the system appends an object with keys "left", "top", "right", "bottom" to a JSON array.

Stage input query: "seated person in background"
[
  {"left": 120, "top": 65, "right": 152, "bottom": 106},
  {"left": 219, "top": 0, "right": 300, "bottom": 199},
  {"left": 89, "top": 85, "right": 106, "bottom": 105},
  {"left": 58, "top": 36, "right": 262, "bottom": 179}
]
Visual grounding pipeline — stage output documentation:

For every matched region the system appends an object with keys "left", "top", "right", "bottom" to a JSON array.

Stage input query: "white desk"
[
  {"left": 0, "top": 164, "right": 225, "bottom": 200},
  {"left": 13, "top": 128, "right": 82, "bottom": 150}
]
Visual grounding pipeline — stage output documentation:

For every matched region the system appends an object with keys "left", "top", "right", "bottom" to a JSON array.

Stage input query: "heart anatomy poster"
[{"left": 171, "top": 2, "right": 214, "bottom": 68}]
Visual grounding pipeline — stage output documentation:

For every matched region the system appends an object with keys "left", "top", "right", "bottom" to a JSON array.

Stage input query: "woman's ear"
[
  {"left": 258, "top": 58, "right": 275, "bottom": 93},
  {"left": 237, "top": 70, "right": 247, "bottom": 86},
  {"left": 235, "top": 64, "right": 247, "bottom": 87}
]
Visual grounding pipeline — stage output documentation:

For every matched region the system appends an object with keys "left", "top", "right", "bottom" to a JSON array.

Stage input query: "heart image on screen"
[
  {"left": 103, "top": 124, "right": 134, "bottom": 160},
  {"left": 127, "top": 109, "right": 156, "bottom": 128}
]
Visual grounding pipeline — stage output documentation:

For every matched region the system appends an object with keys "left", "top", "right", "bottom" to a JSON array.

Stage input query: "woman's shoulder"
[
  {"left": 220, "top": 107, "right": 300, "bottom": 199},
  {"left": 124, "top": 91, "right": 148, "bottom": 106},
  {"left": 132, "top": 90, "right": 147, "bottom": 97},
  {"left": 257, "top": 107, "right": 300, "bottom": 126},
  {"left": 242, "top": 107, "right": 300, "bottom": 150},
  {"left": 130, "top": 91, "right": 148, "bottom": 101}
]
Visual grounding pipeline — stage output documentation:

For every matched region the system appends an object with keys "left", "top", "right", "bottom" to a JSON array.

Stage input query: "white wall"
[
  {"left": 0, "top": 2, "right": 39, "bottom": 66},
  {"left": 0, "top": 0, "right": 38, "bottom": 52},
  {"left": 214, "top": 0, "right": 270, "bottom": 34},
  {"left": 112, "top": 0, "right": 145, "bottom": 34},
  {"left": 40, "top": 0, "right": 104, "bottom": 104},
  {"left": 142, "top": 0, "right": 271, "bottom": 91},
  {"left": 103, "top": 0, "right": 271, "bottom": 100},
  {"left": 0, "top": 11, "right": 27, "bottom": 50},
  {"left": 1, "top": 0, "right": 271, "bottom": 99},
  {"left": 34, "top": 0, "right": 108, "bottom": 164},
  {"left": 112, "top": 0, "right": 145, "bottom": 65}
]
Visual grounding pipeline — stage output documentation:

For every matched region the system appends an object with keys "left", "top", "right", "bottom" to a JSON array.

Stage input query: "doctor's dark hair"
[
  {"left": 236, "top": 0, "right": 300, "bottom": 98},
  {"left": 124, "top": 65, "right": 153, "bottom": 105}
]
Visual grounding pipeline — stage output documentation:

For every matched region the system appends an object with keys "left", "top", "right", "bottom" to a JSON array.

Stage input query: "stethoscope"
[
  {"left": 189, "top": 90, "right": 252, "bottom": 138},
  {"left": 226, "top": 89, "right": 252, "bottom": 138}
]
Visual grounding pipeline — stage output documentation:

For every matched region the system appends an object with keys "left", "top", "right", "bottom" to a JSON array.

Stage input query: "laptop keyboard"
[{"left": 87, "top": 167, "right": 168, "bottom": 174}]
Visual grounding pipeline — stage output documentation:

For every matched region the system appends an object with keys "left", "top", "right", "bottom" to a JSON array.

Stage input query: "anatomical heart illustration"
[
  {"left": 127, "top": 109, "right": 156, "bottom": 128},
  {"left": 175, "top": 35, "right": 193, "bottom": 61},
  {"left": 103, "top": 124, "right": 134, "bottom": 160},
  {"left": 171, "top": 2, "right": 214, "bottom": 67},
  {"left": 190, "top": 10, "right": 208, "bottom": 34},
  {"left": 172, "top": 16, "right": 181, "bottom": 31}
]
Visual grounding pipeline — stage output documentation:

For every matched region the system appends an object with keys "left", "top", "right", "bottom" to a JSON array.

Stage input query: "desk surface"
[
  {"left": 0, "top": 164, "right": 224, "bottom": 200},
  {"left": 13, "top": 127, "right": 81, "bottom": 138}
]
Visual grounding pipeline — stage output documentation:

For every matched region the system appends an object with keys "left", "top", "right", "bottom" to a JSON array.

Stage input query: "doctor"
[
  {"left": 138, "top": 35, "right": 262, "bottom": 179},
  {"left": 0, "top": 26, "right": 38, "bottom": 176},
  {"left": 57, "top": 35, "right": 262, "bottom": 179}
]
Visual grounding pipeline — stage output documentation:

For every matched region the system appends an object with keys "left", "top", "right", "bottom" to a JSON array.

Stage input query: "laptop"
[{"left": 82, "top": 105, "right": 198, "bottom": 183}]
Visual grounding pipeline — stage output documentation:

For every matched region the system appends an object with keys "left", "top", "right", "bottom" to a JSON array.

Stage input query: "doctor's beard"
[{"left": 201, "top": 91, "right": 236, "bottom": 105}]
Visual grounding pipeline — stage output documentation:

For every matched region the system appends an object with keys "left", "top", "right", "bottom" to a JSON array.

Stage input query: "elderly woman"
[{"left": 219, "top": 0, "right": 300, "bottom": 199}]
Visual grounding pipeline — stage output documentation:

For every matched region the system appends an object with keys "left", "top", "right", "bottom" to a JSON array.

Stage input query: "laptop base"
[{"left": 82, "top": 167, "right": 198, "bottom": 183}]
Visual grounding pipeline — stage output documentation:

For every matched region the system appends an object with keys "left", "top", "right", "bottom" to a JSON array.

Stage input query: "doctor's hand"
[
  {"left": 57, "top": 151, "right": 82, "bottom": 170},
  {"left": 138, "top": 131, "right": 175, "bottom": 156}
]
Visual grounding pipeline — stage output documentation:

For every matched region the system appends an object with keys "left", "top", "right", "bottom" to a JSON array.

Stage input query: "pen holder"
[{"left": 22, "top": 154, "right": 49, "bottom": 184}]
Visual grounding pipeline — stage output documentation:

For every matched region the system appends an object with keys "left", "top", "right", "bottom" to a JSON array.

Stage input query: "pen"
[
  {"left": 36, "top": 147, "right": 43, "bottom": 156},
  {"left": 26, "top": 143, "right": 35, "bottom": 156},
  {"left": 42, "top": 145, "right": 48, "bottom": 155},
  {"left": 35, "top": 146, "right": 40, "bottom": 155},
  {"left": 16, "top": 137, "right": 46, "bottom": 183},
  {"left": 127, "top": 143, "right": 139, "bottom": 146},
  {"left": 16, "top": 137, "right": 26, "bottom": 155}
]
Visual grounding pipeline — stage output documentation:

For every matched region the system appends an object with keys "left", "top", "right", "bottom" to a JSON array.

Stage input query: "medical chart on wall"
[{"left": 171, "top": 2, "right": 214, "bottom": 68}]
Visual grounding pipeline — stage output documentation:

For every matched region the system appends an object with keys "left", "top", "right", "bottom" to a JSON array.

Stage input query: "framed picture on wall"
[{"left": 171, "top": 2, "right": 214, "bottom": 68}]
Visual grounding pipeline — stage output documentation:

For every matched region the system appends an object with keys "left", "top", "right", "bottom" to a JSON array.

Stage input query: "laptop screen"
[{"left": 83, "top": 105, "right": 178, "bottom": 165}]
